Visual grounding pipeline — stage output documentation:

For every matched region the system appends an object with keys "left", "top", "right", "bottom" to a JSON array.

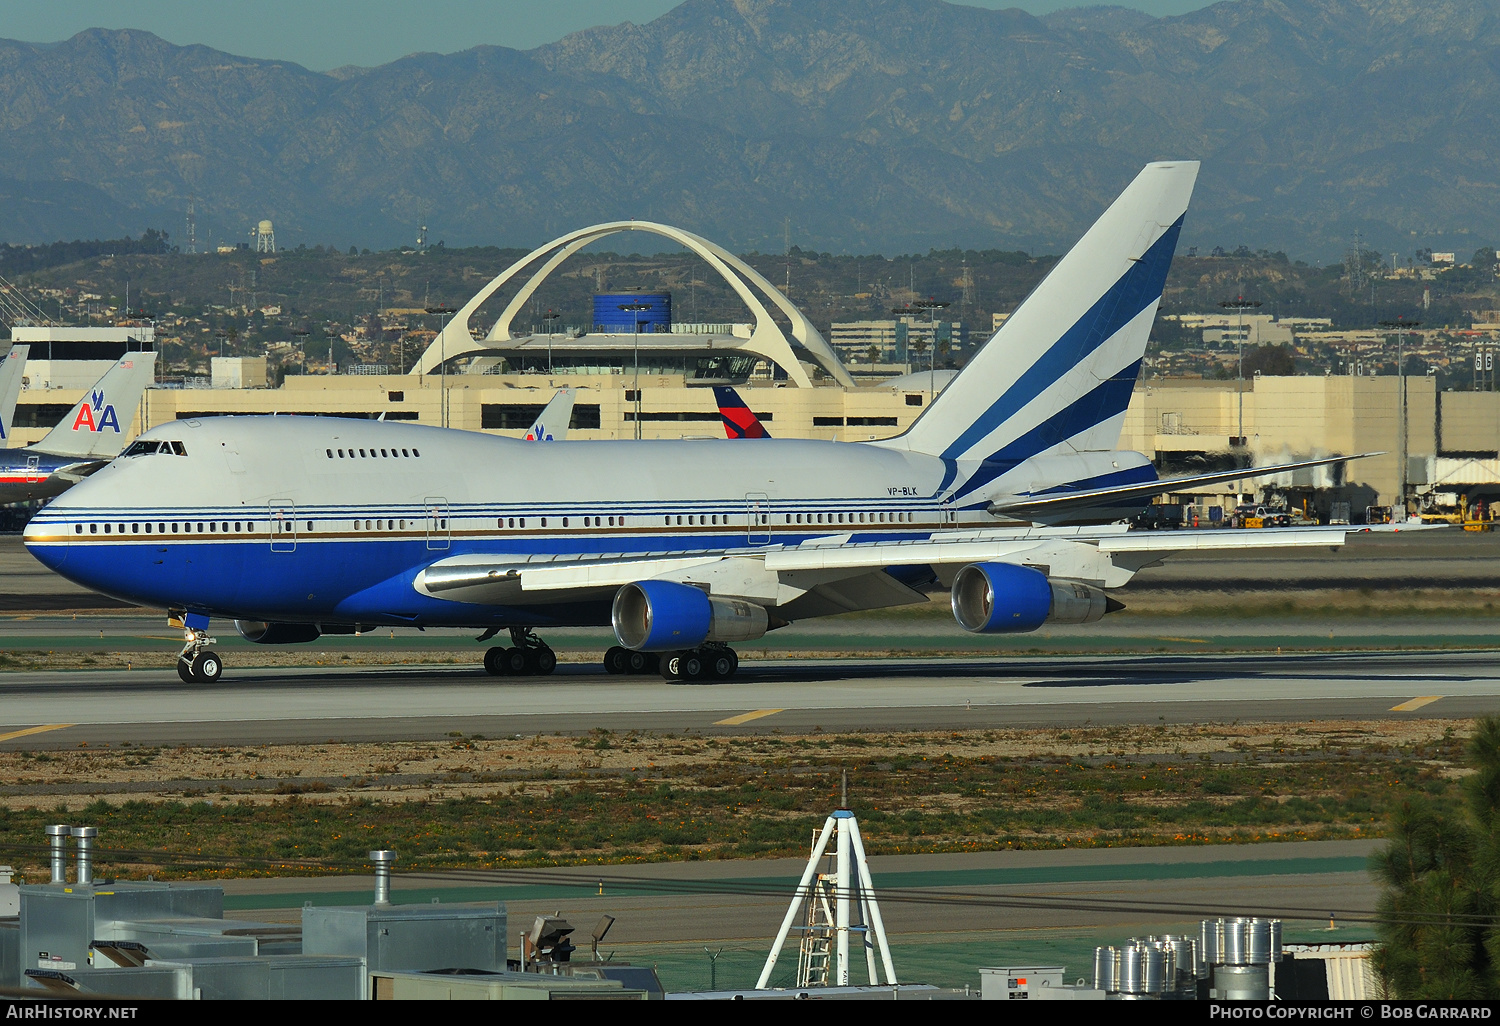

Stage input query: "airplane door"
[
  {"left": 269, "top": 500, "right": 297, "bottom": 552},
  {"left": 426, "top": 497, "right": 451, "bottom": 551},
  {"left": 746, "top": 492, "right": 771, "bottom": 546},
  {"left": 24, "top": 455, "right": 40, "bottom": 483}
]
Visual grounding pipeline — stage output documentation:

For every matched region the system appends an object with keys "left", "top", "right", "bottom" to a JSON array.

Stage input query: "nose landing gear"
[
  {"left": 175, "top": 623, "right": 223, "bottom": 683},
  {"left": 483, "top": 627, "right": 557, "bottom": 677}
]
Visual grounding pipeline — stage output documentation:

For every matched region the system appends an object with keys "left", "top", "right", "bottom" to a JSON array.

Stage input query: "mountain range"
[{"left": 0, "top": 0, "right": 1496, "bottom": 261}]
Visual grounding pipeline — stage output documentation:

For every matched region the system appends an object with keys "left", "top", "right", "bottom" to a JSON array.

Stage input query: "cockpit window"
[{"left": 122, "top": 440, "right": 188, "bottom": 457}]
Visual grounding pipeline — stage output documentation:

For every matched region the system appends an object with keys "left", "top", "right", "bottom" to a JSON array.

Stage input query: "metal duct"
[
  {"left": 45, "top": 824, "right": 70, "bottom": 884},
  {"left": 369, "top": 850, "right": 396, "bottom": 906},
  {"left": 71, "top": 826, "right": 97, "bottom": 886}
]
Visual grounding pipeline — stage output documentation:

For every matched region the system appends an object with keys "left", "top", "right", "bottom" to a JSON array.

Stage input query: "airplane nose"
[{"left": 22, "top": 517, "right": 68, "bottom": 569}]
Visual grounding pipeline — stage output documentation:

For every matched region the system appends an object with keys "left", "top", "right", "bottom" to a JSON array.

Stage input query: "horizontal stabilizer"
[{"left": 988, "top": 453, "right": 1379, "bottom": 522}]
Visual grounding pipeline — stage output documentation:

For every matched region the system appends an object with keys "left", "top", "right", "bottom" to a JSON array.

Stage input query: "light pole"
[
  {"left": 425, "top": 304, "right": 456, "bottom": 428},
  {"left": 913, "top": 298, "right": 950, "bottom": 402},
  {"left": 1219, "top": 296, "right": 1262, "bottom": 448},
  {"left": 890, "top": 305, "right": 922, "bottom": 397},
  {"left": 619, "top": 301, "right": 653, "bottom": 440},
  {"left": 291, "top": 329, "right": 309, "bottom": 377},
  {"left": 1380, "top": 317, "right": 1420, "bottom": 515},
  {"left": 542, "top": 309, "right": 560, "bottom": 374}
]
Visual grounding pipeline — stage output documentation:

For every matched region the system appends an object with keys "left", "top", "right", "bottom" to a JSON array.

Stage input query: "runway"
[{"left": 3, "top": 649, "right": 1499, "bottom": 748}]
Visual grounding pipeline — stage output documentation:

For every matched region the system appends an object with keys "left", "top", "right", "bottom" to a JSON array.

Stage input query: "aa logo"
[
  {"left": 72, "top": 390, "right": 122, "bottom": 433},
  {"left": 525, "top": 422, "right": 554, "bottom": 441}
]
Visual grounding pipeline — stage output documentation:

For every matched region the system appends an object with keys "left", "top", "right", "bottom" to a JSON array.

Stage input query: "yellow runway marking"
[
  {"left": 0, "top": 723, "right": 74, "bottom": 743},
  {"left": 714, "top": 709, "right": 784, "bottom": 726},
  {"left": 1391, "top": 696, "right": 1443, "bottom": 712},
  {"left": 1158, "top": 637, "right": 1208, "bottom": 644}
]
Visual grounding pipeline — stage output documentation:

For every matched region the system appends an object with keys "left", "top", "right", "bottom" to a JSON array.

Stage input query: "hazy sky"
[{"left": 3, "top": 0, "right": 1217, "bottom": 71}]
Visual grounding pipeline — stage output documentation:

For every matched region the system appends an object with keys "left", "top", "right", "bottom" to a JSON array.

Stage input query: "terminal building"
[{"left": 6, "top": 218, "right": 1500, "bottom": 522}]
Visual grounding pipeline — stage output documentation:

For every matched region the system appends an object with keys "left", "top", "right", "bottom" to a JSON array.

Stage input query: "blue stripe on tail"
[
  {"left": 940, "top": 216, "right": 1183, "bottom": 463},
  {"left": 951, "top": 360, "right": 1144, "bottom": 502}
]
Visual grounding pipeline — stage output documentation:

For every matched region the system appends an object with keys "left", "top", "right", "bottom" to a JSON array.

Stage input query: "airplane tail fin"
[
  {"left": 524, "top": 387, "right": 576, "bottom": 441},
  {"left": 873, "top": 161, "right": 1198, "bottom": 501},
  {"left": 713, "top": 386, "right": 770, "bottom": 439},
  {"left": 0, "top": 345, "right": 29, "bottom": 444},
  {"left": 31, "top": 351, "right": 158, "bottom": 459}
]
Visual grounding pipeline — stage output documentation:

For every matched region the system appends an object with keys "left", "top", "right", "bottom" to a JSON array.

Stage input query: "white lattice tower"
[{"left": 756, "top": 808, "right": 896, "bottom": 990}]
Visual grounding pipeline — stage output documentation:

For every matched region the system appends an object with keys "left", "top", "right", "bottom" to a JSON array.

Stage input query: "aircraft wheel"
[
  {"left": 708, "top": 649, "right": 736, "bottom": 680},
  {"left": 604, "top": 646, "right": 628, "bottom": 674},
  {"left": 535, "top": 648, "right": 558, "bottom": 676},
  {"left": 661, "top": 652, "right": 683, "bottom": 682},
  {"left": 627, "top": 649, "right": 652, "bottom": 674},
  {"left": 176, "top": 659, "right": 195, "bottom": 683},
  {"left": 483, "top": 646, "right": 507, "bottom": 676},
  {"left": 680, "top": 651, "right": 706, "bottom": 682},
  {"left": 502, "top": 647, "right": 529, "bottom": 675},
  {"left": 191, "top": 650, "right": 223, "bottom": 683}
]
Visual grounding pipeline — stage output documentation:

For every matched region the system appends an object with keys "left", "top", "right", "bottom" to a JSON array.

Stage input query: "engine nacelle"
[
  {"left": 612, "top": 580, "right": 769, "bottom": 652},
  {"left": 950, "top": 562, "right": 1116, "bottom": 634},
  {"left": 234, "top": 620, "right": 322, "bottom": 645}
]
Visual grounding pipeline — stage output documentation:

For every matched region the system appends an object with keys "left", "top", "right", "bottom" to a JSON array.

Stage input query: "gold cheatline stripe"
[
  {"left": 1391, "top": 696, "right": 1443, "bottom": 712},
  {"left": 714, "top": 709, "right": 784, "bottom": 726},
  {"left": 0, "top": 723, "right": 74, "bottom": 743}
]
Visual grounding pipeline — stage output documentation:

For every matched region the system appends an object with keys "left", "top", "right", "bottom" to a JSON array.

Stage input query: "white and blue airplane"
[
  {"left": 23, "top": 162, "right": 1368, "bottom": 684},
  {"left": 1, "top": 350, "right": 159, "bottom": 505}
]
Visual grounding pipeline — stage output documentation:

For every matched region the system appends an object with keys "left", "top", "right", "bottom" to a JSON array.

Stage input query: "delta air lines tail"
[{"left": 713, "top": 386, "right": 770, "bottom": 439}]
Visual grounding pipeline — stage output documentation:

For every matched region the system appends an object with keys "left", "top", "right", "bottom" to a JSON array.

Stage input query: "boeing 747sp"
[{"left": 25, "top": 163, "right": 1370, "bottom": 683}]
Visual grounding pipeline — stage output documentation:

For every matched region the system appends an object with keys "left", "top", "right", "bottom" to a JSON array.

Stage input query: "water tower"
[{"left": 254, "top": 219, "right": 276, "bottom": 253}]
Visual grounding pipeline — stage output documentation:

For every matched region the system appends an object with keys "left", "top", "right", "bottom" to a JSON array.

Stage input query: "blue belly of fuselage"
[{"left": 25, "top": 517, "right": 934, "bottom": 627}]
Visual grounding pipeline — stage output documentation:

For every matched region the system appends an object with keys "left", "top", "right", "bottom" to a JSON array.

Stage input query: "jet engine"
[
  {"left": 949, "top": 562, "right": 1120, "bottom": 634},
  {"left": 234, "top": 620, "right": 322, "bottom": 645},
  {"left": 612, "top": 580, "right": 769, "bottom": 652}
]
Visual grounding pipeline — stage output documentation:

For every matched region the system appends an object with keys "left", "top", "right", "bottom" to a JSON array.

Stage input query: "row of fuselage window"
[
  {"left": 71, "top": 509, "right": 922, "bottom": 537},
  {"left": 75, "top": 520, "right": 295, "bottom": 535},
  {"left": 327, "top": 446, "right": 421, "bottom": 459}
]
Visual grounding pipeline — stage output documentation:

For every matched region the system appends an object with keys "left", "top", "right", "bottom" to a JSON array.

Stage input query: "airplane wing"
[
  {"left": 30, "top": 351, "right": 158, "bottom": 459},
  {"left": 524, "top": 387, "right": 576, "bottom": 441},
  {"left": 414, "top": 522, "right": 1380, "bottom": 615},
  {"left": 0, "top": 344, "right": 28, "bottom": 443},
  {"left": 987, "top": 453, "right": 1379, "bottom": 522}
]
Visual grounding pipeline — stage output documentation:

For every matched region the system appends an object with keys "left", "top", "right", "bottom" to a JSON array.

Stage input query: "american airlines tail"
[
  {"left": 873, "top": 161, "right": 1198, "bottom": 504},
  {"left": 524, "top": 387, "right": 577, "bottom": 441},
  {"left": 0, "top": 345, "right": 29, "bottom": 443},
  {"left": 30, "top": 351, "right": 158, "bottom": 459}
]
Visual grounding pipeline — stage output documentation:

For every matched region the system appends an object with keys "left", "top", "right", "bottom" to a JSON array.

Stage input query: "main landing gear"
[
  {"left": 483, "top": 627, "right": 557, "bottom": 677},
  {"left": 175, "top": 624, "right": 223, "bottom": 683},
  {"left": 604, "top": 644, "right": 739, "bottom": 682}
]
